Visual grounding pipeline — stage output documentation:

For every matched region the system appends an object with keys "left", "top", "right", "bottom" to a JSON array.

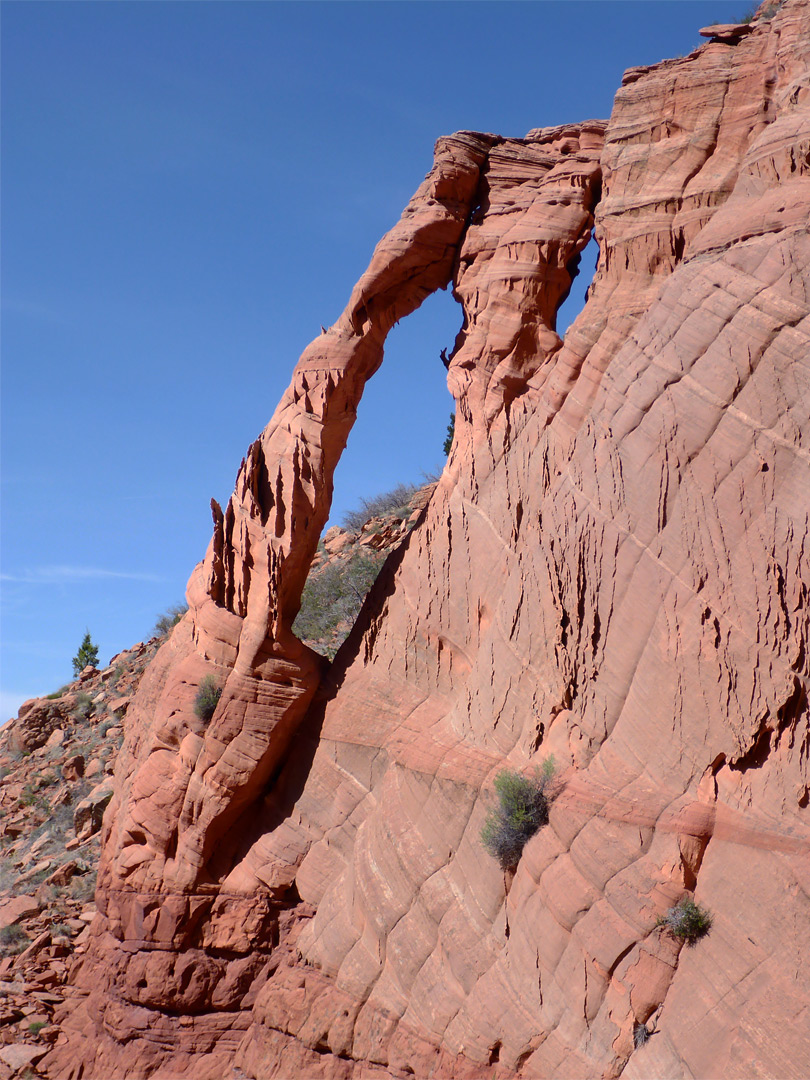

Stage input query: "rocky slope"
[
  {"left": 38, "top": 1, "right": 810, "bottom": 1076},
  {"left": 0, "top": 502, "right": 427, "bottom": 1079},
  {"left": 0, "top": 640, "right": 158, "bottom": 1078}
]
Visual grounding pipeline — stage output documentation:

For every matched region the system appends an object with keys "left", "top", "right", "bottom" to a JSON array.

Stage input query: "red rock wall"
[{"left": 47, "top": 2, "right": 810, "bottom": 1077}]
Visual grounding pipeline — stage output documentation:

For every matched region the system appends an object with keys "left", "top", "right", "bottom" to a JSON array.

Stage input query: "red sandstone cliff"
[{"left": 45, "top": 2, "right": 810, "bottom": 1077}]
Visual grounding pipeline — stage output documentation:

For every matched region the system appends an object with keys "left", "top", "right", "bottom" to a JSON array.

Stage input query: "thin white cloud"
[{"left": 0, "top": 566, "right": 163, "bottom": 585}]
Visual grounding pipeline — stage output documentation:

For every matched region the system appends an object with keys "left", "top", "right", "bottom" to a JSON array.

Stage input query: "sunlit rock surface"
[{"left": 46, "top": 2, "right": 810, "bottom": 1076}]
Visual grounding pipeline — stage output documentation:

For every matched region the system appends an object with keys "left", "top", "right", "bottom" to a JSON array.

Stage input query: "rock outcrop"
[
  {"left": 0, "top": 641, "right": 160, "bottom": 1076},
  {"left": 44, "top": 1, "right": 810, "bottom": 1077},
  {"left": 0, "top": 507, "right": 435, "bottom": 1080}
]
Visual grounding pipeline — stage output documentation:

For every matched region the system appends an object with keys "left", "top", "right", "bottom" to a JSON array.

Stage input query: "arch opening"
[
  {"left": 294, "top": 286, "right": 461, "bottom": 659},
  {"left": 555, "top": 231, "right": 600, "bottom": 337},
  {"left": 328, "top": 286, "right": 460, "bottom": 529}
]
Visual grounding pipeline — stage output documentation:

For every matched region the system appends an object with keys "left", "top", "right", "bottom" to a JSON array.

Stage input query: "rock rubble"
[{"left": 0, "top": 641, "right": 158, "bottom": 1078}]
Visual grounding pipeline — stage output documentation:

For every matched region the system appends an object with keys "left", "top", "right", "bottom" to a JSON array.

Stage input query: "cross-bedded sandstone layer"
[{"left": 45, "top": 2, "right": 810, "bottom": 1077}]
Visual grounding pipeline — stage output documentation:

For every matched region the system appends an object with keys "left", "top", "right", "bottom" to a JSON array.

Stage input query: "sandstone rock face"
[
  {"left": 8, "top": 698, "right": 72, "bottom": 754},
  {"left": 72, "top": 781, "right": 114, "bottom": 842},
  {"left": 0, "top": 896, "right": 39, "bottom": 931},
  {"left": 46, "top": 2, "right": 810, "bottom": 1077}
]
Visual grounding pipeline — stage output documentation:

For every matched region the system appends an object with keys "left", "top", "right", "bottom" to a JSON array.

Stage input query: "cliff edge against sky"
[{"left": 44, "top": 2, "right": 810, "bottom": 1076}]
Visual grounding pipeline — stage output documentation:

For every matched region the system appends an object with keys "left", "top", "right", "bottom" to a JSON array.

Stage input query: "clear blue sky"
[{"left": 1, "top": 0, "right": 745, "bottom": 719}]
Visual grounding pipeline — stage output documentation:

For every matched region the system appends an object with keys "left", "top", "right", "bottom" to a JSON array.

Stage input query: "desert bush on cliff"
[
  {"left": 658, "top": 898, "right": 713, "bottom": 944},
  {"left": 293, "top": 550, "right": 385, "bottom": 658},
  {"left": 68, "top": 869, "right": 97, "bottom": 902},
  {"left": 342, "top": 483, "right": 419, "bottom": 531},
  {"left": 19, "top": 784, "right": 49, "bottom": 812},
  {"left": 152, "top": 603, "right": 188, "bottom": 638},
  {"left": 0, "top": 925, "right": 29, "bottom": 956},
  {"left": 72, "top": 691, "right": 95, "bottom": 720},
  {"left": 194, "top": 676, "right": 222, "bottom": 722},
  {"left": 633, "top": 1023, "right": 652, "bottom": 1049},
  {"left": 108, "top": 664, "right": 126, "bottom": 687},
  {"left": 758, "top": 0, "right": 784, "bottom": 20},
  {"left": 481, "top": 758, "right": 555, "bottom": 869}
]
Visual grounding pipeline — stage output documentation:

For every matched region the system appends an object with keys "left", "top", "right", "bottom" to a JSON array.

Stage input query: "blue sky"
[{"left": 1, "top": 0, "right": 745, "bottom": 718}]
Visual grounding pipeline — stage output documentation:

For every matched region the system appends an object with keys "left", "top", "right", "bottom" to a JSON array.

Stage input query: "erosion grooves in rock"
[{"left": 47, "top": 2, "right": 809, "bottom": 1077}]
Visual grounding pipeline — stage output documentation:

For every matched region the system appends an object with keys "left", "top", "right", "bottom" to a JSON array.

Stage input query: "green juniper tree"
[
  {"left": 72, "top": 630, "right": 99, "bottom": 676},
  {"left": 443, "top": 413, "right": 455, "bottom": 457}
]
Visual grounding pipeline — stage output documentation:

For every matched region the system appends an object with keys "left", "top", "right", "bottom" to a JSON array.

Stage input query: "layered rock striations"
[{"left": 47, "top": 2, "right": 810, "bottom": 1077}]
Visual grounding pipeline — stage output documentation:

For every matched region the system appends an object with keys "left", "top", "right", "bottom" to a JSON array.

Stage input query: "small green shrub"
[
  {"left": 0, "top": 925, "right": 29, "bottom": 954},
  {"left": 194, "top": 676, "right": 222, "bottom": 722},
  {"left": 28, "top": 1020, "right": 47, "bottom": 1035},
  {"left": 20, "top": 784, "right": 40, "bottom": 808},
  {"left": 73, "top": 692, "right": 95, "bottom": 720},
  {"left": 152, "top": 603, "right": 188, "bottom": 638},
  {"left": 633, "top": 1022, "right": 652, "bottom": 1049},
  {"left": 481, "top": 758, "right": 555, "bottom": 869},
  {"left": 658, "top": 898, "right": 713, "bottom": 944},
  {"left": 0, "top": 863, "right": 17, "bottom": 892}
]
